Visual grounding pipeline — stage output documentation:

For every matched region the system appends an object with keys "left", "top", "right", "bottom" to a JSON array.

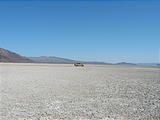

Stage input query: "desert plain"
[{"left": 0, "top": 63, "right": 160, "bottom": 120}]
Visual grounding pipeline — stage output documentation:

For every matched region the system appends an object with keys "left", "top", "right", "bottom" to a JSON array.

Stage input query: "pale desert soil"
[{"left": 0, "top": 63, "right": 160, "bottom": 120}]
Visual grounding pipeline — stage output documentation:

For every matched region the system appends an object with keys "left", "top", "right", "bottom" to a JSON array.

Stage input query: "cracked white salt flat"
[{"left": 0, "top": 63, "right": 160, "bottom": 119}]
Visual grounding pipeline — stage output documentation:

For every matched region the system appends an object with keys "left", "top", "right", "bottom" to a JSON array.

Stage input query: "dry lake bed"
[{"left": 0, "top": 63, "right": 160, "bottom": 120}]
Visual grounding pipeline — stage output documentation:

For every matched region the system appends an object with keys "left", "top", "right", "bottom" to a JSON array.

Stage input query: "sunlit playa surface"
[{"left": 0, "top": 63, "right": 160, "bottom": 119}]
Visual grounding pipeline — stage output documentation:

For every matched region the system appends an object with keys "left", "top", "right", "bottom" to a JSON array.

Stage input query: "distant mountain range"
[
  {"left": 0, "top": 48, "right": 33, "bottom": 63},
  {"left": 136, "top": 63, "right": 160, "bottom": 66},
  {"left": 29, "top": 56, "right": 76, "bottom": 64},
  {"left": 29, "top": 56, "right": 110, "bottom": 64},
  {"left": 116, "top": 62, "right": 136, "bottom": 65},
  {"left": 0, "top": 48, "right": 106, "bottom": 64},
  {"left": 0, "top": 48, "right": 159, "bottom": 66}
]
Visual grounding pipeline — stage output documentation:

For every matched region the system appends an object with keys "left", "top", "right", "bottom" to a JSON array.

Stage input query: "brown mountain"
[
  {"left": 0, "top": 48, "right": 108, "bottom": 64},
  {"left": 0, "top": 48, "right": 33, "bottom": 63}
]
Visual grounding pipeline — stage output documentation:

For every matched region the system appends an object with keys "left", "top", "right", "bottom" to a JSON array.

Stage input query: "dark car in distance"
[{"left": 74, "top": 63, "right": 84, "bottom": 67}]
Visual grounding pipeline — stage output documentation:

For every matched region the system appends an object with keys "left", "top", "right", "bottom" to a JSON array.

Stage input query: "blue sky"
[{"left": 0, "top": 0, "right": 159, "bottom": 63}]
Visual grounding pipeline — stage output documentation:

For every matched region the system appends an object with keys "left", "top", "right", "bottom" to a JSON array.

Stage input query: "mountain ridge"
[
  {"left": 0, "top": 48, "right": 33, "bottom": 63},
  {"left": 29, "top": 56, "right": 77, "bottom": 64},
  {"left": 0, "top": 48, "right": 159, "bottom": 66}
]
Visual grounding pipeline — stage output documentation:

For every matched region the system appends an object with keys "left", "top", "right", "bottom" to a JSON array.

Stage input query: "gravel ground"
[{"left": 0, "top": 63, "right": 160, "bottom": 120}]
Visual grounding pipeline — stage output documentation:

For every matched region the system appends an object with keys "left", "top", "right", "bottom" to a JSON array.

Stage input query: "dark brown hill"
[
  {"left": 0, "top": 48, "right": 109, "bottom": 64},
  {"left": 0, "top": 48, "right": 33, "bottom": 63}
]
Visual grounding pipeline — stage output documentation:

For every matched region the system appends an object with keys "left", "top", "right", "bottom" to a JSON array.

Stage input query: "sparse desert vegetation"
[{"left": 0, "top": 63, "right": 160, "bottom": 119}]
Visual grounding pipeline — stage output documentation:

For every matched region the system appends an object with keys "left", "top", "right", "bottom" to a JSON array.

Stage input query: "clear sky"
[{"left": 0, "top": 0, "right": 159, "bottom": 63}]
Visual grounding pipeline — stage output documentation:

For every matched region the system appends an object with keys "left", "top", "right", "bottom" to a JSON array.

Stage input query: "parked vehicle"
[{"left": 74, "top": 63, "right": 84, "bottom": 67}]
